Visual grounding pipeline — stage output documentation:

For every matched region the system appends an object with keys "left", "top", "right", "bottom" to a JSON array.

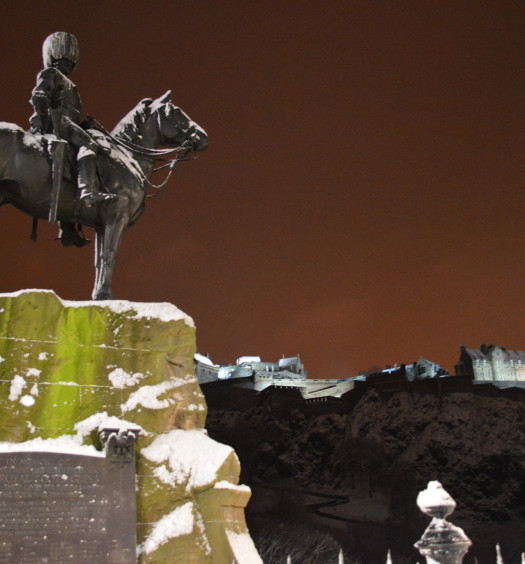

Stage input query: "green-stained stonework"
[{"left": 0, "top": 290, "right": 261, "bottom": 563}]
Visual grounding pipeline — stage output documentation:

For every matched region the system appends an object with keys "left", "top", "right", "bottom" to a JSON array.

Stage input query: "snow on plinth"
[
  {"left": 74, "top": 412, "right": 143, "bottom": 440},
  {"left": 0, "top": 289, "right": 194, "bottom": 327},
  {"left": 0, "top": 435, "right": 103, "bottom": 457}
]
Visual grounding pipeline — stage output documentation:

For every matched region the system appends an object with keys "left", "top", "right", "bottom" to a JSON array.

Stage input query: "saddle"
[{"left": 40, "top": 129, "right": 112, "bottom": 184}]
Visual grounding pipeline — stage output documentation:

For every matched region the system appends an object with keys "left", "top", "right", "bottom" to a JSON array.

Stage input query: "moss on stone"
[{"left": 0, "top": 290, "right": 260, "bottom": 563}]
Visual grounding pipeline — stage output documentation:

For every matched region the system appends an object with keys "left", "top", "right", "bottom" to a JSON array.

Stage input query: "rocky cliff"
[{"left": 204, "top": 383, "right": 525, "bottom": 563}]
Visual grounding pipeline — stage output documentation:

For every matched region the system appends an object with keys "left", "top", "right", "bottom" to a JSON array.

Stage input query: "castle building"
[
  {"left": 194, "top": 353, "right": 354, "bottom": 400},
  {"left": 455, "top": 344, "right": 525, "bottom": 385}
]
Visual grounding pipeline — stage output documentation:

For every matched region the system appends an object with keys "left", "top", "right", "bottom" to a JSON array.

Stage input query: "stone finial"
[{"left": 415, "top": 481, "right": 472, "bottom": 564}]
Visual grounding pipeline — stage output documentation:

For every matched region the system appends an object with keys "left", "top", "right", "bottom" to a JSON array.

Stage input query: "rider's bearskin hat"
[{"left": 42, "top": 32, "right": 79, "bottom": 70}]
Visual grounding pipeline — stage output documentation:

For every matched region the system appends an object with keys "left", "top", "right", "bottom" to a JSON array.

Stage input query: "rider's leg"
[
  {"left": 62, "top": 119, "right": 115, "bottom": 205},
  {"left": 77, "top": 146, "right": 116, "bottom": 205},
  {"left": 56, "top": 221, "right": 90, "bottom": 247}
]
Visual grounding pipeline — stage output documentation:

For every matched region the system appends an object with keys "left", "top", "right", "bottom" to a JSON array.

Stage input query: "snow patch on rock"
[
  {"left": 214, "top": 480, "right": 251, "bottom": 493},
  {"left": 140, "top": 429, "right": 235, "bottom": 490},
  {"left": 120, "top": 377, "right": 187, "bottom": 413},
  {"left": 20, "top": 395, "right": 35, "bottom": 407},
  {"left": 138, "top": 502, "right": 195, "bottom": 555},
  {"left": 108, "top": 367, "right": 145, "bottom": 389},
  {"left": 8, "top": 375, "right": 26, "bottom": 401}
]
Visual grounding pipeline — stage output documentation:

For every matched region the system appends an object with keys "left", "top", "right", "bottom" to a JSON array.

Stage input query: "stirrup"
[{"left": 80, "top": 189, "right": 117, "bottom": 207}]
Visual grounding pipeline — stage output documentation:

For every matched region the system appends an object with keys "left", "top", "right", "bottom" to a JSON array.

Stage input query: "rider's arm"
[{"left": 29, "top": 68, "right": 58, "bottom": 133}]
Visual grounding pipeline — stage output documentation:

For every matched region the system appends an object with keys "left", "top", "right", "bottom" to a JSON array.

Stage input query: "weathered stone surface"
[
  {"left": 0, "top": 290, "right": 261, "bottom": 563},
  {"left": 0, "top": 290, "right": 201, "bottom": 441}
]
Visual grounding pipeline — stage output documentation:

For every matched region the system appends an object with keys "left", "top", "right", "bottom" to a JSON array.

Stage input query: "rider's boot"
[{"left": 77, "top": 147, "right": 117, "bottom": 207}]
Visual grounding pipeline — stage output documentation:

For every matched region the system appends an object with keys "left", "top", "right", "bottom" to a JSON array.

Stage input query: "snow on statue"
[{"left": 0, "top": 32, "right": 208, "bottom": 300}]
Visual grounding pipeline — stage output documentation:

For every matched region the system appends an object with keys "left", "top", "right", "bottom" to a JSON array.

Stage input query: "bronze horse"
[{"left": 0, "top": 91, "right": 208, "bottom": 300}]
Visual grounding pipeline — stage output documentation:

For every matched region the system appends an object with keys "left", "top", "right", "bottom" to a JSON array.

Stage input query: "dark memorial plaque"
[{"left": 0, "top": 431, "right": 138, "bottom": 564}]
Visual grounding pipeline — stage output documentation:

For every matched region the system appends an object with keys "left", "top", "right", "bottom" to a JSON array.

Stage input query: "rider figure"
[{"left": 29, "top": 32, "right": 114, "bottom": 206}]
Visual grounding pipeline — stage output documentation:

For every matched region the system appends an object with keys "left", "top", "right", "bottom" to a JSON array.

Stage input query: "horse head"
[{"left": 151, "top": 91, "right": 208, "bottom": 152}]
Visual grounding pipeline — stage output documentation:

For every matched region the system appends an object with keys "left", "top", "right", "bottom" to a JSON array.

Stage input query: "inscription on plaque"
[{"left": 0, "top": 441, "right": 137, "bottom": 564}]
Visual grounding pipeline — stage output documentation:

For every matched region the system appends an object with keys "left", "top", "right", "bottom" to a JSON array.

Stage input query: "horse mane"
[{"left": 111, "top": 99, "right": 153, "bottom": 142}]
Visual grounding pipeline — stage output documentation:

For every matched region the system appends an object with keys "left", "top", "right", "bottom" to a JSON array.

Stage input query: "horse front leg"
[
  {"left": 91, "top": 220, "right": 127, "bottom": 301},
  {"left": 93, "top": 227, "right": 104, "bottom": 296}
]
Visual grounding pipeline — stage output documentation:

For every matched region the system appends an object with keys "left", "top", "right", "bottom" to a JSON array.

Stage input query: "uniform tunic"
[{"left": 30, "top": 67, "right": 95, "bottom": 152}]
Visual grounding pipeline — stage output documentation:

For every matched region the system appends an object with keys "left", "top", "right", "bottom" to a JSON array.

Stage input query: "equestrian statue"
[{"left": 0, "top": 32, "right": 208, "bottom": 300}]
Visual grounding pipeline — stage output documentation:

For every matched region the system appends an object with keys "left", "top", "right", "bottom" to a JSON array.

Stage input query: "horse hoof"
[{"left": 92, "top": 290, "right": 115, "bottom": 301}]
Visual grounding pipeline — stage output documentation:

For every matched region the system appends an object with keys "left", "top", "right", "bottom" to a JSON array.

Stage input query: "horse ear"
[
  {"left": 139, "top": 98, "right": 153, "bottom": 113},
  {"left": 158, "top": 90, "right": 172, "bottom": 104}
]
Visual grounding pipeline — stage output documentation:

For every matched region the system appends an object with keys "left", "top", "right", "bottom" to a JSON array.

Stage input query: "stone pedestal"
[{"left": 0, "top": 290, "right": 261, "bottom": 563}]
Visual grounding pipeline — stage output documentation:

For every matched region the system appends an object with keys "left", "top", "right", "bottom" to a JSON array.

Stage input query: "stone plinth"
[{"left": 0, "top": 290, "right": 261, "bottom": 563}]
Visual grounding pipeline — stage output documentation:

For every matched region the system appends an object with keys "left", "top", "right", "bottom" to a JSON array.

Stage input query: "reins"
[{"left": 144, "top": 146, "right": 193, "bottom": 197}]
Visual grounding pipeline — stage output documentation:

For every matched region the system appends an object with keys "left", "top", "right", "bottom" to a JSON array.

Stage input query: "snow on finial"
[
  {"left": 339, "top": 548, "right": 344, "bottom": 564},
  {"left": 416, "top": 480, "right": 456, "bottom": 519},
  {"left": 386, "top": 549, "right": 392, "bottom": 564}
]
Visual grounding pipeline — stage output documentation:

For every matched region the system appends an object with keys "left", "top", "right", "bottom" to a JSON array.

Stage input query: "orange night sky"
[{"left": 1, "top": 2, "right": 525, "bottom": 378}]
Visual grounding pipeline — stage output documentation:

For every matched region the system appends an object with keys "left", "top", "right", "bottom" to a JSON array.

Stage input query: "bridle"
[{"left": 92, "top": 118, "right": 195, "bottom": 196}]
